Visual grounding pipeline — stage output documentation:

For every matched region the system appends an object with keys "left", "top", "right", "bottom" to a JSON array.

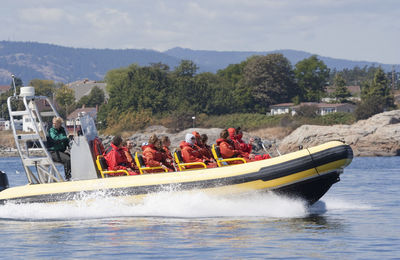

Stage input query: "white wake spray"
[
  {"left": 0, "top": 191, "right": 310, "bottom": 221},
  {"left": 0, "top": 191, "right": 374, "bottom": 221}
]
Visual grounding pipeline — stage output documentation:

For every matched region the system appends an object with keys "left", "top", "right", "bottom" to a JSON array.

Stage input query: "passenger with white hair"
[{"left": 179, "top": 133, "right": 217, "bottom": 169}]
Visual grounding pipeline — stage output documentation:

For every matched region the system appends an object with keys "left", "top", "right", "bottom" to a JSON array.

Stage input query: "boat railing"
[{"left": 7, "top": 86, "right": 65, "bottom": 184}]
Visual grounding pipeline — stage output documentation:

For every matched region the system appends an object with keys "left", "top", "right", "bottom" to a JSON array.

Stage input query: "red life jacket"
[
  {"left": 104, "top": 143, "right": 130, "bottom": 172},
  {"left": 92, "top": 137, "right": 105, "bottom": 158}
]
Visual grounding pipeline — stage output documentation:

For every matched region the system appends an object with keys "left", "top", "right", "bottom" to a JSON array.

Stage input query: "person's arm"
[
  {"left": 106, "top": 151, "right": 127, "bottom": 171},
  {"left": 219, "top": 142, "right": 236, "bottom": 158},
  {"left": 49, "top": 128, "right": 68, "bottom": 142},
  {"left": 143, "top": 150, "right": 162, "bottom": 167},
  {"left": 182, "top": 148, "right": 203, "bottom": 163}
]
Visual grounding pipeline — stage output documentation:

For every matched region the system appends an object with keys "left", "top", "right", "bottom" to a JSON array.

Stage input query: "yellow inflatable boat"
[
  {"left": 0, "top": 140, "right": 353, "bottom": 205},
  {"left": 0, "top": 85, "right": 353, "bottom": 205}
]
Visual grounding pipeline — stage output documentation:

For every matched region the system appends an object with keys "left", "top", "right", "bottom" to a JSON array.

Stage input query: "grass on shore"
[
  {"left": 98, "top": 112, "right": 355, "bottom": 141},
  {"left": 0, "top": 131, "right": 15, "bottom": 148}
]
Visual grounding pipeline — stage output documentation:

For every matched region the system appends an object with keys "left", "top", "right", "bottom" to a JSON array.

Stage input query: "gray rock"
[{"left": 279, "top": 110, "right": 400, "bottom": 156}]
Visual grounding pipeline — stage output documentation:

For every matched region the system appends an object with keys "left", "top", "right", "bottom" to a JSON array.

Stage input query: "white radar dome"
[{"left": 20, "top": 86, "right": 35, "bottom": 97}]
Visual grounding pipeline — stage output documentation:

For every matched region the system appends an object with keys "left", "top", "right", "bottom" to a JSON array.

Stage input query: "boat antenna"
[{"left": 11, "top": 74, "right": 17, "bottom": 97}]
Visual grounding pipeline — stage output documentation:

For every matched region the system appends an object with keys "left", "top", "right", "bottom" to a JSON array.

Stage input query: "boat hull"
[{"left": 0, "top": 141, "right": 353, "bottom": 205}]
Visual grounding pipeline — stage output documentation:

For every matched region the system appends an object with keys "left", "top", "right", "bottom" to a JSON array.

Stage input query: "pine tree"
[{"left": 332, "top": 74, "right": 351, "bottom": 102}]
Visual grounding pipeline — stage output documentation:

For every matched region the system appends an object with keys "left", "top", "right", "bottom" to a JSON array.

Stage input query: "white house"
[
  {"left": 269, "top": 103, "right": 294, "bottom": 116},
  {"left": 1, "top": 118, "right": 22, "bottom": 131},
  {"left": 270, "top": 102, "right": 356, "bottom": 116},
  {"left": 316, "top": 103, "right": 356, "bottom": 115},
  {"left": 0, "top": 119, "right": 10, "bottom": 130}
]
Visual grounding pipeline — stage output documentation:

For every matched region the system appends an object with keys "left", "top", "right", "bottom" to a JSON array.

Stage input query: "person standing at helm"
[{"left": 48, "top": 117, "right": 71, "bottom": 180}]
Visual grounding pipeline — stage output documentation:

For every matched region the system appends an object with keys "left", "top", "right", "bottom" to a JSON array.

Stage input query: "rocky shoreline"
[
  {"left": 1, "top": 110, "right": 400, "bottom": 157},
  {"left": 279, "top": 110, "right": 400, "bottom": 156}
]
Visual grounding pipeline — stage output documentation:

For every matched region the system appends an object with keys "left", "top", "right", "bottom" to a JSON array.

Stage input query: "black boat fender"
[{"left": 0, "top": 170, "right": 9, "bottom": 192}]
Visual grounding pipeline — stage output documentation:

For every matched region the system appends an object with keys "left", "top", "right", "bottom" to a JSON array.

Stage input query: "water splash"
[
  {"left": 0, "top": 191, "right": 309, "bottom": 221},
  {"left": 308, "top": 197, "right": 374, "bottom": 215},
  {"left": 322, "top": 197, "right": 374, "bottom": 210}
]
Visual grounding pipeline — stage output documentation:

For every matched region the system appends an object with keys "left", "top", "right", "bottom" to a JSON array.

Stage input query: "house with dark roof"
[
  {"left": 66, "top": 106, "right": 98, "bottom": 131},
  {"left": 66, "top": 79, "right": 108, "bottom": 102}
]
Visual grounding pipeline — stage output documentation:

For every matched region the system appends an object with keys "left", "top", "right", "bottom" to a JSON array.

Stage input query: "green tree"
[
  {"left": 10, "top": 76, "right": 24, "bottom": 95},
  {"left": 193, "top": 72, "right": 219, "bottom": 114},
  {"left": 29, "top": 79, "right": 58, "bottom": 97},
  {"left": 99, "top": 63, "right": 171, "bottom": 128},
  {"left": 12, "top": 77, "right": 24, "bottom": 88},
  {"left": 217, "top": 62, "right": 245, "bottom": 86},
  {"left": 168, "top": 60, "right": 199, "bottom": 115},
  {"left": 0, "top": 76, "right": 24, "bottom": 119},
  {"left": 332, "top": 74, "right": 351, "bottom": 102},
  {"left": 174, "top": 60, "right": 199, "bottom": 78},
  {"left": 216, "top": 62, "right": 253, "bottom": 113},
  {"left": 242, "top": 54, "right": 298, "bottom": 113},
  {"left": 356, "top": 68, "right": 394, "bottom": 120},
  {"left": 55, "top": 85, "right": 75, "bottom": 118},
  {"left": 294, "top": 55, "right": 330, "bottom": 102},
  {"left": 77, "top": 86, "right": 105, "bottom": 108},
  {"left": 362, "top": 68, "right": 394, "bottom": 107},
  {"left": 330, "top": 66, "right": 379, "bottom": 86},
  {"left": 295, "top": 104, "right": 319, "bottom": 118}
]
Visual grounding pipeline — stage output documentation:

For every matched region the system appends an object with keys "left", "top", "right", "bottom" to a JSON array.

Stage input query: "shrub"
[
  {"left": 103, "top": 109, "right": 153, "bottom": 135},
  {"left": 319, "top": 112, "right": 355, "bottom": 125},
  {"left": 197, "top": 113, "right": 284, "bottom": 130},
  {"left": 354, "top": 97, "right": 384, "bottom": 120},
  {"left": 295, "top": 104, "right": 319, "bottom": 118}
]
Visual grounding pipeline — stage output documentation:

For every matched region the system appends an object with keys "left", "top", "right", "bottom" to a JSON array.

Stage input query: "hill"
[
  {"left": 165, "top": 47, "right": 397, "bottom": 73},
  {"left": 0, "top": 41, "right": 398, "bottom": 85},
  {"left": 0, "top": 41, "right": 181, "bottom": 85}
]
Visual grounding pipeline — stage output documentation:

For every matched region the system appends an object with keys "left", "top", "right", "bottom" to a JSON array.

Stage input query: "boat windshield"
[{"left": 79, "top": 114, "right": 98, "bottom": 142}]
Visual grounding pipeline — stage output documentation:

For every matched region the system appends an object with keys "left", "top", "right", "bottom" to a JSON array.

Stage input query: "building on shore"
[
  {"left": 66, "top": 106, "right": 98, "bottom": 132},
  {"left": 269, "top": 102, "right": 356, "bottom": 116},
  {"left": 0, "top": 85, "right": 11, "bottom": 95},
  {"left": 66, "top": 79, "right": 108, "bottom": 102}
]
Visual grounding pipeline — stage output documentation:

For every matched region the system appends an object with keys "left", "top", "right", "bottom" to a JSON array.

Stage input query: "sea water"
[{"left": 0, "top": 157, "right": 399, "bottom": 259}]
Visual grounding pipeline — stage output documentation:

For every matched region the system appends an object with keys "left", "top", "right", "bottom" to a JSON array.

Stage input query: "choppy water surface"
[{"left": 0, "top": 157, "right": 399, "bottom": 259}]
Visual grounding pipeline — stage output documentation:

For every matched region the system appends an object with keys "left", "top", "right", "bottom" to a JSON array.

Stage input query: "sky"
[{"left": 1, "top": 0, "right": 399, "bottom": 64}]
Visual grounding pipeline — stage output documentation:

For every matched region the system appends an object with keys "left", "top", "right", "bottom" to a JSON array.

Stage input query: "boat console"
[{"left": 7, "top": 80, "right": 100, "bottom": 184}]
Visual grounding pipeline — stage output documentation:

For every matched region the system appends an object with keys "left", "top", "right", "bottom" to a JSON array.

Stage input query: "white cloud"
[
  {"left": 18, "top": 7, "right": 70, "bottom": 23},
  {"left": 187, "top": 2, "right": 217, "bottom": 20},
  {"left": 85, "top": 8, "right": 132, "bottom": 32},
  {"left": 0, "top": 0, "right": 399, "bottom": 63}
]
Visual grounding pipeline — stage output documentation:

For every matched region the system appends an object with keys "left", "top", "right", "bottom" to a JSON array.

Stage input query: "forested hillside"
[
  {"left": 0, "top": 41, "right": 397, "bottom": 85},
  {"left": 0, "top": 41, "right": 181, "bottom": 84},
  {"left": 165, "top": 47, "right": 397, "bottom": 73}
]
